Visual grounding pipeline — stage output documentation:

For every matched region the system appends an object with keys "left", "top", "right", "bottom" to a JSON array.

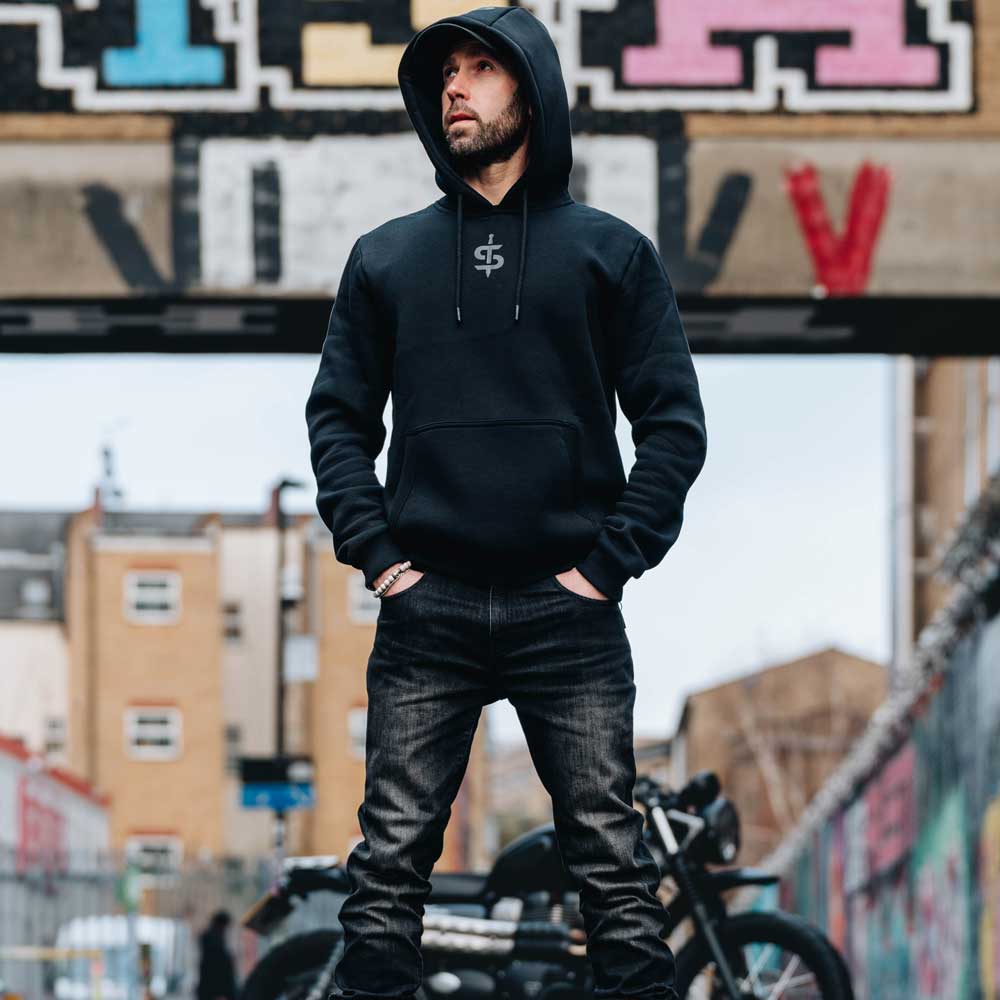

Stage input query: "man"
[
  {"left": 195, "top": 909, "right": 238, "bottom": 1000},
  {"left": 305, "top": 7, "right": 707, "bottom": 1000}
]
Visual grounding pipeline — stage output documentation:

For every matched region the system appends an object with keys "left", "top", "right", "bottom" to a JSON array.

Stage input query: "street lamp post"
[{"left": 272, "top": 476, "right": 305, "bottom": 869}]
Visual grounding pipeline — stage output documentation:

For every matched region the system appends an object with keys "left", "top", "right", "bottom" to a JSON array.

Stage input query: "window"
[
  {"left": 124, "top": 707, "right": 182, "bottom": 761},
  {"left": 19, "top": 576, "right": 52, "bottom": 618},
  {"left": 224, "top": 723, "right": 242, "bottom": 774},
  {"left": 281, "top": 564, "right": 304, "bottom": 605},
  {"left": 44, "top": 717, "right": 66, "bottom": 758},
  {"left": 348, "top": 571, "right": 380, "bottom": 624},
  {"left": 347, "top": 705, "right": 367, "bottom": 760},
  {"left": 125, "top": 835, "right": 183, "bottom": 880},
  {"left": 222, "top": 599, "right": 242, "bottom": 641},
  {"left": 284, "top": 634, "right": 317, "bottom": 682},
  {"left": 124, "top": 571, "right": 181, "bottom": 624}
]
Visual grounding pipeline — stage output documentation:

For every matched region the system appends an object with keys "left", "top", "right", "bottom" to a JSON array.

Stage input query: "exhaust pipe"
[
  {"left": 420, "top": 913, "right": 583, "bottom": 959},
  {"left": 421, "top": 913, "right": 518, "bottom": 954}
]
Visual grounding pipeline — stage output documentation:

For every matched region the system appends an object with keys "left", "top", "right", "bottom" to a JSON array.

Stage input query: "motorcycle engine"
[
  {"left": 422, "top": 960, "right": 589, "bottom": 1000},
  {"left": 421, "top": 892, "right": 590, "bottom": 1000}
]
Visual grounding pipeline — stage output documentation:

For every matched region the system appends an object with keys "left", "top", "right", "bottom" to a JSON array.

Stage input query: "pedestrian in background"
[{"left": 195, "top": 909, "right": 238, "bottom": 1000}]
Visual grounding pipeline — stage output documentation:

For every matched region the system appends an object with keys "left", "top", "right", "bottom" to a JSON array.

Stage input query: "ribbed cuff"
[
  {"left": 359, "top": 530, "right": 410, "bottom": 591},
  {"left": 575, "top": 543, "right": 629, "bottom": 603}
]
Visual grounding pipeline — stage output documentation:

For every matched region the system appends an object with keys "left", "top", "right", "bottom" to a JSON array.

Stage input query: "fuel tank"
[{"left": 484, "top": 823, "right": 578, "bottom": 897}]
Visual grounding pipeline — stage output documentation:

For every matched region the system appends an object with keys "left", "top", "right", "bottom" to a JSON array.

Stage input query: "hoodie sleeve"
[
  {"left": 305, "top": 237, "right": 410, "bottom": 590},
  {"left": 575, "top": 235, "right": 708, "bottom": 603}
]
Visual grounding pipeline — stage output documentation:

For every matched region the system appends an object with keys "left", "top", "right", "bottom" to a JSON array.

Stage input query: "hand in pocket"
[
  {"left": 381, "top": 568, "right": 427, "bottom": 598},
  {"left": 554, "top": 567, "right": 608, "bottom": 600}
]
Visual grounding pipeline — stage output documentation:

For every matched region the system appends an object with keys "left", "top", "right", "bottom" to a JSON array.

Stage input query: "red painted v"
[{"left": 784, "top": 160, "right": 891, "bottom": 296}]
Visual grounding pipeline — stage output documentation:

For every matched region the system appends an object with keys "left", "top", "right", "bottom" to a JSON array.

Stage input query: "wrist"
[
  {"left": 374, "top": 562, "right": 406, "bottom": 590},
  {"left": 372, "top": 560, "right": 413, "bottom": 598}
]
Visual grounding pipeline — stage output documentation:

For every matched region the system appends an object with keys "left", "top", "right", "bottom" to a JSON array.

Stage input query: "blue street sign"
[{"left": 241, "top": 781, "right": 315, "bottom": 811}]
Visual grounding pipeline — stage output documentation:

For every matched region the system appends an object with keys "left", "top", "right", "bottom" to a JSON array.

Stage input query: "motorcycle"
[{"left": 239, "top": 770, "right": 854, "bottom": 1000}]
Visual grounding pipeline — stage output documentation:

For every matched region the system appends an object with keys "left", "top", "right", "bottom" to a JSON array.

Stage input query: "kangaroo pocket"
[{"left": 388, "top": 418, "right": 594, "bottom": 573}]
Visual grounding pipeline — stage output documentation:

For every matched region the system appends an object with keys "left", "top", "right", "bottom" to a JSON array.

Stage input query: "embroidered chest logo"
[{"left": 474, "top": 234, "right": 505, "bottom": 277}]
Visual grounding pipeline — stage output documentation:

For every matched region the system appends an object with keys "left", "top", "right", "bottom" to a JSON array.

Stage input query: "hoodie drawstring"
[
  {"left": 455, "top": 192, "right": 464, "bottom": 324},
  {"left": 514, "top": 186, "right": 527, "bottom": 323},
  {"left": 455, "top": 186, "right": 529, "bottom": 326}
]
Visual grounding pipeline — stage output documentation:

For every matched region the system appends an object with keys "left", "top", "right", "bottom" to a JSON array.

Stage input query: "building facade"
[
  {"left": 0, "top": 732, "right": 109, "bottom": 867},
  {"left": 669, "top": 645, "right": 887, "bottom": 864},
  {"left": 0, "top": 511, "right": 70, "bottom": 762},
  {"left": 893, "top": 358, "right": 1000, "bottom": 682},
  {"left": 3, "top": 492, "right": 490, "bottom": 873}
]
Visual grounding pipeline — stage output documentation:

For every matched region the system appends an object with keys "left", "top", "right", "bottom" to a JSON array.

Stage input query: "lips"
[{"left": 449, "top": 113, "right": 475, "bottom": 123}]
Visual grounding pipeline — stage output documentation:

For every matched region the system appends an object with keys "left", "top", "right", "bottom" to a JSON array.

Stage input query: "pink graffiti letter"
[{"left": 623, "top": 0, "right": 939, "bottom": 88}]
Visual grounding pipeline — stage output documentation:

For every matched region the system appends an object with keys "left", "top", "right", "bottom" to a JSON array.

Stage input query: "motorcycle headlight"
[{"left": 700, "top": 796, "right": 740, "bottom": 865}]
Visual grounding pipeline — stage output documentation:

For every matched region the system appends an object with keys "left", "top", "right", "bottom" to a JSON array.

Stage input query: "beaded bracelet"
[{"left": 373, "top": 560, "right": 413, "bottom": 598}]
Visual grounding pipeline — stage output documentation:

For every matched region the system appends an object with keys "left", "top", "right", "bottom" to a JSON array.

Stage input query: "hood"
[{"left": 398, "top": 6, "right": 574, "bottom": 324}]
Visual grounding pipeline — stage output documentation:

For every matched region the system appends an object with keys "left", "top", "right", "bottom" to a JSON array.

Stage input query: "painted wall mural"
[
  {"left": 981, "top": 796, "right": 1000, "bottom": 998},
  {"left": 0, "top": 0, "right": 975, "bottom": 113},
  {"left": 3, "top": 134, "right": 1000, "bottom": 299},
  {"left": 785, "top": 161, "right": 891, "bottom": 296},
  {"left": 613, "top": 0, "right": 971, "bottom": 110},
  {"left": 770, "top": 611, "right": 1000, "bottom": 1000},
  {"left": 0, "top": 1, "right": 993, "bottom": 299}
]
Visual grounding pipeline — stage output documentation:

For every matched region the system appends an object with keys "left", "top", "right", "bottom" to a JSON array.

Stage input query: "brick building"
[
  {"left": 2, "top": 491, "right": 490, "bottom": 873},
  {"left": 893, "top": 358, "right": 1000, "bottom": 680},
  {"left": 669, "top": 646, "right": 887, "bottom": 864}
]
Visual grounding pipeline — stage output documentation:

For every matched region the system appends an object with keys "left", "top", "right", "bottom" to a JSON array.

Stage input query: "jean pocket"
[
  {"left": 380, "top": 568, "right": 435, "bottom": 602},
  {"left": 551, "top": 574, "right": 613, "bottom": 605}
]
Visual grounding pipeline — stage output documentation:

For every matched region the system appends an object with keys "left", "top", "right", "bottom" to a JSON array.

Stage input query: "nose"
[{"left": 445, "top": 70, "right": 469, "bottom": 102}]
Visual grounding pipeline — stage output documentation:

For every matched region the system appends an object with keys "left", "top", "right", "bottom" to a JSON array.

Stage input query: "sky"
[{"left": 0, "top": 352, "right": 893, "bottom": 745}]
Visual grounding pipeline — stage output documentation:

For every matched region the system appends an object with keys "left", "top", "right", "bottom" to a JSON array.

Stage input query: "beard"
[{"left": 444, "top": 85, "right": 531, "bottom": 173}]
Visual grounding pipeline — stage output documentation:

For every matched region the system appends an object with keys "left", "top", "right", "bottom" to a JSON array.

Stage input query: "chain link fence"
[{"left": 0, "top": 844, "right": 304, "bottom": 999}]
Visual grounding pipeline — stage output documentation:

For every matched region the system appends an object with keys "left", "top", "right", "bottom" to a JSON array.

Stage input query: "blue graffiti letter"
[{"left": 103, "top": 0, "right": 224, "bottom": 87}]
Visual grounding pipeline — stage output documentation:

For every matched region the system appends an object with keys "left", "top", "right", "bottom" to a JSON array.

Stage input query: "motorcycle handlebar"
[{"left": 634, "top": 770, "right": 721, "bottom": 812}]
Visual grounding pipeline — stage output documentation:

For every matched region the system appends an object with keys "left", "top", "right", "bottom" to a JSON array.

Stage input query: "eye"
[{"left": 443, "top": 59, "right": 493, "bottom": 80}]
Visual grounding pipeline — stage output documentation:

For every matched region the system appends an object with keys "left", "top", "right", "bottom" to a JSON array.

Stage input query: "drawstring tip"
[
  {"left": 514, "top": 304, "right": 520, "bottom": 321},
  {"left": 456, "top": 306, "right": 462, "bottom": 323}
]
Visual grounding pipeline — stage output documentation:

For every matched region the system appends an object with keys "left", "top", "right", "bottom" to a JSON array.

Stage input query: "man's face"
[{"left": 440, "top": 39, "right": 531, "bottom": 172}]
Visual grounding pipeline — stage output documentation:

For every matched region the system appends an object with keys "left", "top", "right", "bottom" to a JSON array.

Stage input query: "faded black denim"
[{"left": 330, "top": 570, "right": 679, "bottom": 1000}]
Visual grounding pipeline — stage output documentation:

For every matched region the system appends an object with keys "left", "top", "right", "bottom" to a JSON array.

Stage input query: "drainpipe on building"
[{"left": 271, "top": 477, "right": 305, "bottom": 872}]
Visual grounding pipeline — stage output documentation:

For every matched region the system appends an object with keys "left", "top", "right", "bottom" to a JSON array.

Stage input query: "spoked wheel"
[
  {"left": 673, "top": 911, "right": 849, "bottom": 1000},
  {"left": 240, "top": 930, "right": 342, "bottom": 1000},
  {"left": 239, "top": 929, "right": 432, "bottom": 1000}
]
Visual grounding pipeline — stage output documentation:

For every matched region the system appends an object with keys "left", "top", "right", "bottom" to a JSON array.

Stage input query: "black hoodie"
[{"left": 305, "top": 5, "right": 707, "bottom": 603}]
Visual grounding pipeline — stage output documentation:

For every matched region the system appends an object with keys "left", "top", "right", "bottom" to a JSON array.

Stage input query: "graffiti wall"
[
  {"left": 772, "top": 609, "right": 1000, "bottom": 1000},
  {"left": 0, "top": 0, "right": 995, "bottom": 298}
]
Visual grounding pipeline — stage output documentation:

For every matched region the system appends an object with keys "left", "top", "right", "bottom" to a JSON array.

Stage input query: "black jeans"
[{"left": 330, "top": 570, "right": 679, "bottom": 1000}]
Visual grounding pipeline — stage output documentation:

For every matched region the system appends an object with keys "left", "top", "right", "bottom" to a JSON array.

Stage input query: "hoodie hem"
[
  {"left": 360, "top": 531, "right": 412, "bottom": 591},
  {"left": 574, "top": 545, "right": 629, "bottom": 603}
]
